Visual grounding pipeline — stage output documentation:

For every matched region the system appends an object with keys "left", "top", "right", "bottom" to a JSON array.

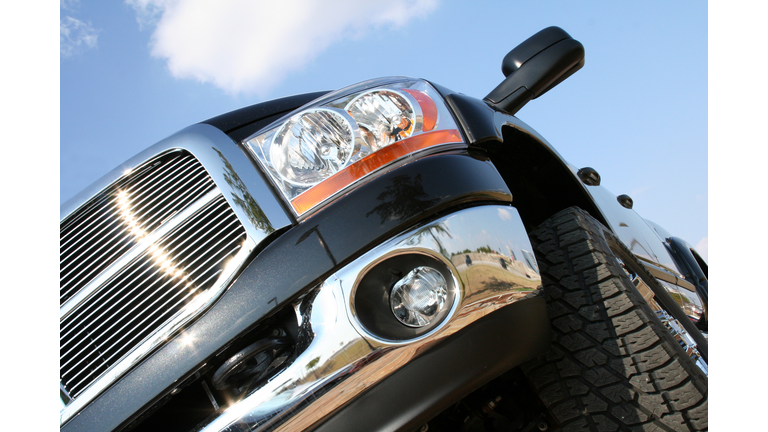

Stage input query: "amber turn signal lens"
[{"left": 403, "top": 89, "right": 437, "bottom": 132}]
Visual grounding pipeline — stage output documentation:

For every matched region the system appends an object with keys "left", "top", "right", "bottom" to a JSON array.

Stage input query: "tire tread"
[{"left": 523, "top": 207, "right": 707, "bottom": 431}]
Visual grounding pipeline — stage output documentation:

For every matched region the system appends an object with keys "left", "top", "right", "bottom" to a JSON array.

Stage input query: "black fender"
[{"left": 441, "top": 89, "right": 608, "bottom": 232}]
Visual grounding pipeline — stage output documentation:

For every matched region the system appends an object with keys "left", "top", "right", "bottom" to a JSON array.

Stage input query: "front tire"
[{"left": 522, "top": 207, "right": 707, "bottom": 431}]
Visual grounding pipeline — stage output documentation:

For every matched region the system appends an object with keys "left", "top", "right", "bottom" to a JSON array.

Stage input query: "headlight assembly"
[{"left": 244, "top": 78, "right": 463, "bottom": 217}]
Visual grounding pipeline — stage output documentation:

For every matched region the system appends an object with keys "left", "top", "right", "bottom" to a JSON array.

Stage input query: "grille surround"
[{"left": 60, "top": 148, "right": 253, "bottom": 418}]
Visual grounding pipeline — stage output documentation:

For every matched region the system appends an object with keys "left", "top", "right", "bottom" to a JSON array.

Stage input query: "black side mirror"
[{"left": 484, "top": 26, "right": 584, "bottom": 115}]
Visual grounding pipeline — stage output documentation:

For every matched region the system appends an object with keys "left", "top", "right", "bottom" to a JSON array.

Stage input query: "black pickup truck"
[{"left": 60, "top": 27, "right": 708, "bottom": 432}]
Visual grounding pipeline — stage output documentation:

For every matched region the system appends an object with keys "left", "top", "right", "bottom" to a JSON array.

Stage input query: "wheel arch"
[
  {"left": 481, "top": 123, "right": 607, "bottom": 232},
  {"left": 444, "top": 91, "right": 608, "bottom": 232}
]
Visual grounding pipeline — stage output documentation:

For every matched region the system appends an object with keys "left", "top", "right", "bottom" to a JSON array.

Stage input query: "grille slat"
[
  {"left": 124, "top": 160, "right": 203, "bottom": 224},
  {"left": 60, "top": 203, "right": 135, "bottom": 279},
  {"left": 60, "top": 151, "right": 247, "bottom": 402},
  {"left": 62, "top": 279, "right": 197, "bottom": 379},
  {"left": 125, "top": 157, "right": 197, "bottom": 203},
  {"left": 135, "top": 177, "right": 211, "bottom": 231},
  {"left": 60, "top": 232, "right": 135, "bottom": 290},
  {"left": 60, "top": 200, "right": 120, "bottom": 256},
  {"left": 60, "top": 211, "right": 130, "bottom": 274},
  {"left": 59, "top": 258, "right": 180, "bottom": 359},
  {"left": 59, "top": 162, "right": 158, "bottom": 241},
  {"left": 163, "top": 200, "right": 232, "bottom": 259},
  {"left": 62, "top": 161, "right": 200, "bottom": 251},
  {"left": 169, "top": 216, "right": 240, "bottom": 271},
  {"left": 65, "top": 288, "right": 200, "bottom": 397},
  {"left": 129, "top": 155, "right": 199, "bottom": 198},
  {"left": 59, "top": 158, "right": 174, "bottom": 250},
  {"left": 60, "top": 251, "right": 168, "bottom": 339}
]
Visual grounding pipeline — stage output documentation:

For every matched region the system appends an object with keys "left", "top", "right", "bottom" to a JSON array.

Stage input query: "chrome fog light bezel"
[{"left": 350, "top": 251, "right": 459, "bottom": 342}]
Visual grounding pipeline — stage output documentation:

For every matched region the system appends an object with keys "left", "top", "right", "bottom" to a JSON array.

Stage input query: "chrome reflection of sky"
[{"left": 440, "top": 208, "right": 532, "bottom": 261}]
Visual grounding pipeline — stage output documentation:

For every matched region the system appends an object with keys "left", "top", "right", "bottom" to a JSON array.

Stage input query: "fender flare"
[{"left": 443, "top": 90, "right": 608, "bottom": 232}]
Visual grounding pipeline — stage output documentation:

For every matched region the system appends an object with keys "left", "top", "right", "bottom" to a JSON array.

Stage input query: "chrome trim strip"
[
  {"left": 631, "top": 276, "right": 707, "bottom": 376},
  {"left": 60, "top": 188, "right": 222, "bottom": 320},
  {"left": 654, "top": 308, "right": 707, "bottom": 376},
  {"left": 60, "top": 235, "right": 258, "bottom": 426},
  {"left": 199, "top": 204, "right": 542, "bottom": 432},
  {"left": 640, "top": 259, "right": 696, "bottom": 292}
]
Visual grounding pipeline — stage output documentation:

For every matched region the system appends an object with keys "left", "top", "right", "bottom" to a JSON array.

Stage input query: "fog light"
[{"left": 390, "top": 266, "right": 449, "bottom": 327}]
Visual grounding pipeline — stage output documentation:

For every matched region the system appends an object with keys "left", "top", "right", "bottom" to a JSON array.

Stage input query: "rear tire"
[{"left": 522, "top": 207, "right": 707, "bottom": 431}]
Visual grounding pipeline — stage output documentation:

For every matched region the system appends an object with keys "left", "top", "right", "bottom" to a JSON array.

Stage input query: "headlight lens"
[
  {"left": 346, "top": 89, "right": 415, "bottom": 150},
  {"left": 270, "top": 108, "right": 356, "bottom": 186},
  {"left": 245, "top": 79, "right": 462, "bottom": 217}
]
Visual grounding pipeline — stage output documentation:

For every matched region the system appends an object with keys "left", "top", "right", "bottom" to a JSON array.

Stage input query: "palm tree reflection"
[
  {"left": 214, "top": 149, "right": 273, "bottom": 233},
  {"left": 406, "top": 222, "right": 452, "bottom": 257},
  {"left": 366, "top": 174, "right": 440, "bottom": 224}
]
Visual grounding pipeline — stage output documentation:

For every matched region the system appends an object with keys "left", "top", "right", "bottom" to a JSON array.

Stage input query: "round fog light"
[{"left": 390, "top": 266, "right": 449, "bottom": 327}]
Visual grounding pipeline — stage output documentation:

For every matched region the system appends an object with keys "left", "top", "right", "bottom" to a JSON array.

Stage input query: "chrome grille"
[
  {"left": 60, "top": 195, "right": 246, "bottom": 398},
  {"left": 60, "top": 149, "right": 249, "bottom": 402},
  {"left": 60, "top": 151, "right": 216, "bottom": 306}
]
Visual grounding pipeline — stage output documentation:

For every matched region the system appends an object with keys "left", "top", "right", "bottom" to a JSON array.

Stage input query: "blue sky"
[{"left": 60, "top": 1, "right": 707, "bottom": 257}]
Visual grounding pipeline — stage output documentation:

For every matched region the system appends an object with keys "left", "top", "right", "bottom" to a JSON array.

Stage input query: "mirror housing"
[{"left": 484, "top": 27, "right": 584, "bottom": 115}]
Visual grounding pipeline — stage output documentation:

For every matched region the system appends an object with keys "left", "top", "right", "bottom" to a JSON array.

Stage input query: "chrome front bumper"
[{"left": 198, "top": 204, "right": 542, "bottom": 432}]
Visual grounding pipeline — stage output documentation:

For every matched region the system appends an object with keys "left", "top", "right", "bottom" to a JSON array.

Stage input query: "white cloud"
[
  {"left": 61, "top": 0, "right": 79, "bottom": 11},
  {"left": 126, "top": 0, "right": 170, "bottom": 30},
  {"left": 497, "top": 208, "right": 512, "bottom": 221},
  {"left": 695, "top": 236, "right": 708, "bottom": 262},
  {"left": 125, "top": 0, "right": 439, "bottom": 95},
  {"left": 60, "top": 16, "right": 99, "bottom": 57}
]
